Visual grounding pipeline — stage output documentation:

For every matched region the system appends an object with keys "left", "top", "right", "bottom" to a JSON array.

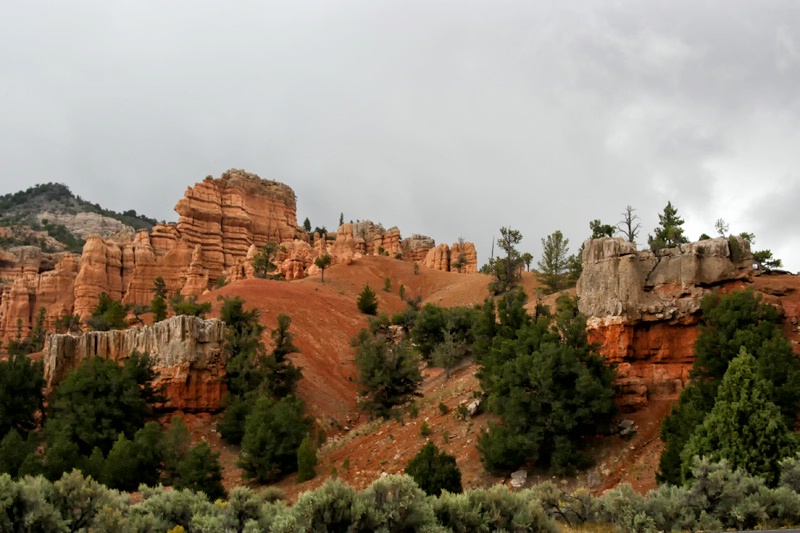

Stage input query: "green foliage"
[
  {"left": 292, "top": 477, "right": 357, "bottom": 531},
  {"left": 398, "top": 283, "right": 406, "bottom": 301},
  {"left": 169, "top": 290, "right": 211, "bottom": 317},
  {"left": 488, "top": 226, "right": 524, "bottom": 295},
  {"left": 303, "top": 217, "right": 311, "bottom": 232},
  {"left": 0, "top": 430, "right": 35, "bottom": 478},
  {"left": 175, "top": 441, "right": 226, "bottom": 501},
  {"left": 680, "top": 348, "right": 797, "bottom": 486},
  {"left": 754, "top": 248, "right": 783, "bottom": 271},
  {"left": 296, "top": 434, "right": 318, "bottom": 483},
  {"left": 477, "top": 295, "right": 616, "bottom": 475},
  {"left": 314, "top": 253, "right": 332, "bottom": 282},
  {"left": 351, "top": 474, "right": 437, "bottom": 531},
  {"left": 217, "top": 395, "right": 252, "bottom": 445},
  {"left": 537, "top": 230, "right": 571, "bottom": 293},
  {"left": 150, "top": 294, "right": 168, "bottom": 321},
  {"left": 85, "top": 292, "right": 127, "bottom": 331},
  {"left": 54, "top": 312, "right": 81, "bottom": 334},
  {"left": 356, "top": 283, "right": 378, "bottom": 315},
  {"left": 0, "top": 353, "right": 45, "bottom": 438},
  {"left": 238, "top": 395, "right": 311, "bottom": 483},
  {"left": 648, "top": 201, "right": 688, "bottom": 251},
  {"left": 383, "top": 277, "right": 391, "bottom": 292},
  {"left": 405, "top": 441, "right": 462, "bottom": 496},
  {"left": 252, "top": 243, "right": 279, "bottom": 278},
  {"left": 659, "top": 289, "right": 800, "bottom": 485},
  {"left": 354, "top": 332, "right": 423, "bottom": 418},
  {"left": 44, "top": 355, "right": 158, "bottom": 458},
  {"left": 589, "top": 219, "right": 615, "bottom": 238}
]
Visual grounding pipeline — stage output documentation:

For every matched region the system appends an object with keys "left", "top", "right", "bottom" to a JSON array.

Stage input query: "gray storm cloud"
[{"left": 1, "top": 1, "right": 798, "bottom": 270}]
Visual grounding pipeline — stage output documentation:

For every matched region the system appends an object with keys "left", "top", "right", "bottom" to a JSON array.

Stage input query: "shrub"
[
  {"left": 292, "top": 478, "right": 358, "bottom": 531},
  {"left": 296, "top": 434, "right": 318, "bottom": 483},
  {"left": 405, "top": 441, "right": 462, "bottom": 496},
  {"left": 351, "top": 474, "right": 436, "bottom": 531}
]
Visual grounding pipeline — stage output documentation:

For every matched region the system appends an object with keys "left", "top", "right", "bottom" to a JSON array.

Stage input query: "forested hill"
[{"left": 0, "top": 182, "right": 158, "bottom": 252}]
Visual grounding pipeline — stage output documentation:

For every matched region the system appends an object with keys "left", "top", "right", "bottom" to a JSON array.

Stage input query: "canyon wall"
[
  {"left": 43, "top": 315, "right": 226, "bottom": 411},
  {"left": 577, "top": 236, "right": 754, "bottom": 411}
]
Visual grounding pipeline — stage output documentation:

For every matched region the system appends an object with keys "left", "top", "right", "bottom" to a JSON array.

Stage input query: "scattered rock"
[{"left": 510, "top": 469, "right": 528, "bottom": 488}]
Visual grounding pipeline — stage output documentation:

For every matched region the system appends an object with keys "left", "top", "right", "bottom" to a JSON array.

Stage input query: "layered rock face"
[
  {"left": 421, "top": 241, "right": 479, "bottom": 273},
  {"left": 175, "top": 169, "right": 306, "bottom": 281},
  {"left": 0, "top": 249, "right": 78, "bottom": 341},
  {"left": 43, "top": 315, "right": 226, "bottom": 411},
  {"left": 577, "top": 236, "right": 753, "bottom": 410}
]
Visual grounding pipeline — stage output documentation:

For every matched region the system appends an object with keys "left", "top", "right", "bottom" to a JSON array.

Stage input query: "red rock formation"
[
  {"left": 174, "top": 169, "right": 305, "bottom": 282},
  {"left": 578, "top": 237, "right": 754, "bottom": 410},
  {"left": 402, "top": 234, "right": 435, "bottom": 263},
  {"left": 43, "top": 315, "right": 227, "bottom": 411},
  {"left": 423, "top": 244, "right": 451, "bottom": 271}
]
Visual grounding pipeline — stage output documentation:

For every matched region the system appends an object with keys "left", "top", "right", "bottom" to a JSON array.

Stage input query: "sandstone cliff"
[
  {"left": 43, "top": 315, "right": 226, "bottom": 411},
  {"left": 577, "top": 236, "right": 753, "bottom": 411}
]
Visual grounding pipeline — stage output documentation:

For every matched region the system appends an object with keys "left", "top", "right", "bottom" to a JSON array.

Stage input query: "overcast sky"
[{"left": 2, "top": 1, "right": 799, "bottom": 272}]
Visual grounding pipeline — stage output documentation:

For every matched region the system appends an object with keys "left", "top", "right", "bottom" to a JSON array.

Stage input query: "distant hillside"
[{"left": 0, "top": 182, "right": 158, "bottom": 252}]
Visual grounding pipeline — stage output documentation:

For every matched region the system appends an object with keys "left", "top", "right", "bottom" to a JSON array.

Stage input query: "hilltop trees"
[
  {"left": 648, "top": 201, "right": 688, "bottom": 251},
  {"left": 488, "top": 226, "right": 524, "bottom": 294},
  {"left": 537, "top": 230, "right": 571, "bottom": 293}
]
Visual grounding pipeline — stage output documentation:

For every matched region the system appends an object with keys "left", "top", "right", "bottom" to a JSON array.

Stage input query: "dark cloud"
[{"left": 1, "top": 1, "right": 798, "bottom": 271}]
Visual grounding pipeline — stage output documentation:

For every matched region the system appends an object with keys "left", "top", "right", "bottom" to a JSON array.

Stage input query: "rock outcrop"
[
  {"left": 577, "top": 236, "right": 753, "bottom": 410},
  {"left": 421, "top": 241, "right": 479, "bottom": 273},
  {"left": 43, "top": 315, "right": 226, "bottom": 411},
  {"left": 175, "top": 169, "right": 305, "bottom": 282},
  {"left": 0, "top": 169, "right": 480, "bottom": 345},
  {"left": 37, "top": 211, "right": 135, "bottom": 241}
]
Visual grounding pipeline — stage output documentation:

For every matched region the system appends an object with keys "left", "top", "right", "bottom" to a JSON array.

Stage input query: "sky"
[{"left": 1, "top": 1, "right": 799, "bottom": 271}]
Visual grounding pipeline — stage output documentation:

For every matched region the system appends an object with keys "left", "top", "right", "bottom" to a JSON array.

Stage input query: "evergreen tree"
[
  {"left": 85, "top": 292, "right": 127, "bottom": 331},
  {"left": 648, "top": 201, "right": 689, "bottom": 251},
  {"left": 238, "top": 395, "right": 311, "bottom": 483},
  {"left": 477, "top": 296, "right": 615, "bottom": 475},
  {"left": 357, "top": 284, "right": 378, "bottom": 315},
  {"left": 262, "top": 314, "right": 302, "bottom": 399},
  {"left": 658, "top": 289, "right": 800, "bottom": 485},
  {"left": 0, "top": 353, "right": 45, "bottom": 438},
  {"left": 537, "top": 230, "right": 571, "bottom": 293},
  {"left": 680, "top": 348, "right": 797, "bottom": 486},
  {"left": 589, "top": 219, "right": 615, "bottom": 239},
  {"left": 354, "top": 332, "right": 423, "bottom": 418},
  {"left": 488, "top": 227, "right": 523, "bottom": 295},
  {"left": 175, "top": 441, "right": 226, "bottom": 500},
  {"left": 405, "top": 441, "right": 463, "bottom": 496},
  {"left": 303, "top": 217, "right": 312, "bottom": 233},
  {"left": 296, "top": 433, "right": 318, "bottom": 482}
]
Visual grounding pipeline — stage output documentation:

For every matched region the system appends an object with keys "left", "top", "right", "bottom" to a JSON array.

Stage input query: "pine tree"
[
  {"left": 648, "top": 201, "right": 689, "bottom": 251},
  {"left": 537, "top": 230, "right": 571, "bottom": 293},
  {"left": 680, "top": 348, "right": 797, "bottom": 486},
  {"left": 357, "top": 284, "right": 378, "bottom": 315}
]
